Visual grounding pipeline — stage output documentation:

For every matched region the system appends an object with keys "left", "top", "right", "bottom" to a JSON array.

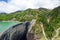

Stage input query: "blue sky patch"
[{"left": 0, "top": 0, "right": 9, "bottom": 3}]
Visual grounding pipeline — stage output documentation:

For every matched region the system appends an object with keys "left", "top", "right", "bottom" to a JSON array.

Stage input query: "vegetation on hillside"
[{"left": 0, "top": 6, "right": 60, "bottom": 40}]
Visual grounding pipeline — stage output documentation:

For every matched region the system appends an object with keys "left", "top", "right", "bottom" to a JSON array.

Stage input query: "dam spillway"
[{"left": 0, "top": 21, "right": 30, "bottom": 40}]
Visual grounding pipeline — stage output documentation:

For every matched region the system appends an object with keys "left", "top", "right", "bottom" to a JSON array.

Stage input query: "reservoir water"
[{"left": 0, "top": 21, "right": 19, "bottom": 34}]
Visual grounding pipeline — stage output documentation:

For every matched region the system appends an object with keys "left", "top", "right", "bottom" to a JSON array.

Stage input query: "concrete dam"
[{"left": 0, "top": 22, "right": 30, "bottom": 40}]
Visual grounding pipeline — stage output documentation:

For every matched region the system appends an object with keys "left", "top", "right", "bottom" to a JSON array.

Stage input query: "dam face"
[{"left": 0, "top": 22, "right": 30, "bottom": 40}]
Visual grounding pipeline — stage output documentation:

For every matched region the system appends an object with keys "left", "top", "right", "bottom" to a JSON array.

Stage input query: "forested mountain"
[
  {"left": 0, "top": 6, "right": 60, "bottom": 40},
  {"left": 0, "top": 8, "right": 50, "bottom": 21}
]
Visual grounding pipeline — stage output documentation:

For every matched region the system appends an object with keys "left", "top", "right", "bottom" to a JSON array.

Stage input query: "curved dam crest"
[{"left": 0, "top": 21, "right": 30, "bottom": 40}]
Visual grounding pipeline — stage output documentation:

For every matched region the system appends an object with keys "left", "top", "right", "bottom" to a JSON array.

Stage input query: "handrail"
[
  {"left": 28, "top": 19, "right": 36, "bottom": 32},
  {"left": 27, "top": 19, "right": 36, "bottom": 40}
]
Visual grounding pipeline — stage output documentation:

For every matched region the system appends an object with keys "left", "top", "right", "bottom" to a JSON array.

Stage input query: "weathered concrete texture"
[
  {"left": 27, "top": 32, "right": 35, "bottom": 40},
  {"left": 0, "top": 22, "right": 30, "bottom": 40}
]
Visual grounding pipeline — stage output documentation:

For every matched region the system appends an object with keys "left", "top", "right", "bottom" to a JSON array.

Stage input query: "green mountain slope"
[
  {"left": 43, "top": 6, "right": 60, "bottom": 39},
  {"left": 0, "top": 6, "right": 60, "bottom": 40},
  {"left": 0, "top": 8, "right": 49, "bottom": 21}
]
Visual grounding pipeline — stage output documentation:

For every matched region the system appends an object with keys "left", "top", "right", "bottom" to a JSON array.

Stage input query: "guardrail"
[{"left": 27, "top": 19, "right": 36, "bottom": 40}]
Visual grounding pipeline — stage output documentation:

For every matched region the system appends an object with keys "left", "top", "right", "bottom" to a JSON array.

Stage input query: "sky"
[{"left": 0, "top": 0, "right": 60, "bottom": 13}]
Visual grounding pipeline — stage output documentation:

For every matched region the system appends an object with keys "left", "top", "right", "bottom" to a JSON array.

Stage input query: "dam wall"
[{"left": 0, "top": 22, "right": 30, "bottom": 40}]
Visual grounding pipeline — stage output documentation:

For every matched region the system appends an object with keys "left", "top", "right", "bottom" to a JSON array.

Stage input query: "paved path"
[
  {"left": 40, "top": 22, "right": 48, "bottom": 40},
  {"left": 52, "top": 27, "right": 60, "bottom": 40}
]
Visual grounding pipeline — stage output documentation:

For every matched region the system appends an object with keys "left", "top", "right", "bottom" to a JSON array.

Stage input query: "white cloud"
[
  {"left": 0, "top": 0, "right": 60, "bottom": 13},
  {"left": 0, "top": 1, "right": 20, "bottom": 13},
  {"left": 34, "top": 0, "right": 60, "bottom": 9}
]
